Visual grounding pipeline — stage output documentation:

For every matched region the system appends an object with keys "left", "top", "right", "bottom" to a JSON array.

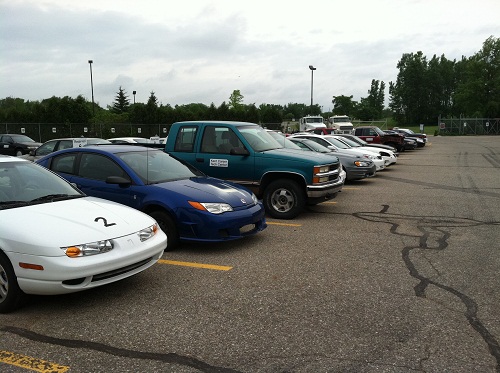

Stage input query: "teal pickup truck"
[{"left": 165, "top": 121, "right": 346, "bottom": 219}]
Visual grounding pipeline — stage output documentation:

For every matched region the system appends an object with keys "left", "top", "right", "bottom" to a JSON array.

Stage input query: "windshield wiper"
[
  {"left": 30, "top": 194, "right": 83, "bottom": 203},
  {"left": 0, "top": 201, "right": 30, "bottom": 209}
]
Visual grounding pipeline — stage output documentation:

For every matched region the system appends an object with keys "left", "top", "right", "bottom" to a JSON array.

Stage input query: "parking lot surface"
[{"left": 1, "top": 136, "right": 500, "bottom": 372}]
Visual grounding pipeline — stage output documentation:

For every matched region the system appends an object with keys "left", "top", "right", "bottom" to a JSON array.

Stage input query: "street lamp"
[
  {"left": 88, "top": 60, "right": 95, "bottom": 116},
  {"left": 133, "top": 90, "right": 136, "bottom": 104},
  {"left": 309, "top": 65, "right": 316, "bottom": 111}
]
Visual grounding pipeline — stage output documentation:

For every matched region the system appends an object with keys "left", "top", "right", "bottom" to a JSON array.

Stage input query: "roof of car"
[
  {"left": 0, "top": 155, "right": 29, "bottom": 163},
  {"left": 59, "top": 145, "right": 161, "bottom": 154},
  {"left": 174, "top": 121, "right": 259, "bottom": 127}
]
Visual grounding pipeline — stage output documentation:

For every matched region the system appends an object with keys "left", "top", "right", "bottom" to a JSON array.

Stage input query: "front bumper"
[{"left": 306, "top": 168, "right": 346, "bottom": 198}]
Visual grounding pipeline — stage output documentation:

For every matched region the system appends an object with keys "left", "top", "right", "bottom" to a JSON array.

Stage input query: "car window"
[
  {"left": 174, "top": 126, "right": 197, "bottom": 152},
  {"left": 51, "top": 153, "right": 77, "bottom": 174},
  {"left": 35, "top": 140, "right": 59, "bottom": 156},
  {"left": 117, "top": 150, "right": 202, "bottom": 184},
  {"left": 0, "top": 161, "right": 81, "bottom": 204},
  {"left": 78, "top": 153, "right": 127, "bottom": 181}
]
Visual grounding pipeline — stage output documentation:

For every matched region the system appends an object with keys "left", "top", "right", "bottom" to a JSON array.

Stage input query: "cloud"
[{"left": 1, "top": 0, "right": 499, "bottom": 112}]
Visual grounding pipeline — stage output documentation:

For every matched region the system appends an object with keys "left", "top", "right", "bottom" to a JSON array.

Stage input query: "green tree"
[
  {"left": 389, "top": 51, "right": 428, "bottom": 125},
  {"left": 229, "top": 90, "right": 244, "bottom": 109},
  {"left": 453, "top": 36, "right": 500, "bottom": 117},
  {"left": 332, "top": 95, "right": 357, "bottom": 116},
  {"left": 110, "top": 86, "right": 130, "bottom": 114},
  {"left": 144, "top": 91, "right": 159, "bottom": 124}
]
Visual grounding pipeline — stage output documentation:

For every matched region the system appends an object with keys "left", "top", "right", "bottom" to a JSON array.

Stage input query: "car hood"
[
  {"left": 19, "top": 141, "right": 42, "bottom": 147},
  {"left": 1, "top": 197, "right": 156, "bottom": 255},
  {"left": 152, "top": 177, "right": 256, "bottom": 208}
]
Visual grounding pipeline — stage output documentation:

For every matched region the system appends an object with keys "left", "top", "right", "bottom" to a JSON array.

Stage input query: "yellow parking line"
[
  {"left": 323, "top": 201, "right": 337, "bottom": 204},
  {"left": 342, "top": 187, "right": 361, "bottom": 190},
  {"left": 266, "top": 221, "right": 302, "bottom": 227},
  {"left": 158, "top": 259, "right": 232, "bottom": 271},
  {"left": 0, "top": 350, "right": 69, "bottom": 373}
]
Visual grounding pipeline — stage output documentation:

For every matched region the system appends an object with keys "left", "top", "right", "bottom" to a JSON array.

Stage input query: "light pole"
[
  {"left": 88, "top": 60, "right": 95, "bottom": 116},
  {"left": 309, "top": 65, "right": 316, "bottom": 112},
  {"left": 133, "top": 90, "right": 136, "bottom": 104}
]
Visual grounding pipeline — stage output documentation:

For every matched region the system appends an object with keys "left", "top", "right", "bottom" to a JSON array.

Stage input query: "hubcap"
[{"left": 270, "top": 188, "right": 294, "bottom": 213}]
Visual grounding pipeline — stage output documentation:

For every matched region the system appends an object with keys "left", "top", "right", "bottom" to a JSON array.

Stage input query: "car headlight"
[
  {"left": 363, "top": 154, "right": 375, "bottom": 159},
  {"left": 189, "top": 201, "right": 233, "bottom": 214},
  {"left": 62, "top": 240, "right": 114, "bottom": 257},
  {"left": 138, "top": 224, "right": 159, "bottom": 242},
  {"left": 354, "top": 160, "right": 372, "bottom": 167},
  {"left": 251, "top": 193, "right": 258, "bottom": 205}
]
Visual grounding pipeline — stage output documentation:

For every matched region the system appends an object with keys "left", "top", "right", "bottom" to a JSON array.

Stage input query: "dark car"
[
  {"left": 337, "top": 134, "right": 398, "bottom": 153},
  {"left": 391, "top": 128, "right": 427, "bottom": 147},
  {"left": 384, "top": 130, "right": 421, "bottom": 149},
  {"left": 20, "top": 137, "right": 111, "bottom": 162},
  {"left": 0, "top": 134, "right": 41, "bottom": 156},
  {"left": 36, "top": 145, "right": 267, "bottom": 250},
  {"left": 288, "top": 137, "right": 376, "bottom": 181}
]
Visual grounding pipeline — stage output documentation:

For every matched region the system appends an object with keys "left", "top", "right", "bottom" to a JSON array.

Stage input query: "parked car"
[
  {"left": 353, "top": 126, "right": 406, "bottom": 152},
  {"left": 0, "top": 155, "right": 167, "bottom": 313},
  {"left": 288, "top": 137, "right": 376, "bottom": 181},
  {"left": 329, "top": 135, "right": 397, "bottom": 167},
  {"left": 290, "top": 133, "right": 386, "bottom": 171},
  {"left": 36, "top": 145, "right": 267, "bottom": 250},
  {"left": 337, "top": 134, "right": 397, "bottom": 153},
  {"left": 0, "top": 134, "right": 41, "bottom": 157},
  {"left": 165, "top": 121, "right": 345, "bottom": 220},
  {"left": 390, "top": 128, "right": 427, "bottom": 147},
  {"left": 108, "top": 137, "right": 151, "bottom": 144},
  {"left": 20, "top": 137, "right": 111, "bottom": 162}
]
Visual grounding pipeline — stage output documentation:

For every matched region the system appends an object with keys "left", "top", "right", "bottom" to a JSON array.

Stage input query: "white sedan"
[
  {"left": 0, "top": 156, "right": 167, "bottom": 313},
  {"left": 330, "top": 135, "right": 398, "bottom": 167}
]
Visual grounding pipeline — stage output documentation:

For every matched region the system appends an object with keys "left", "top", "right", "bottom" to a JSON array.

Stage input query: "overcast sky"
[{"left": 1, "top": 0, "right": 499, "bottom": 112}]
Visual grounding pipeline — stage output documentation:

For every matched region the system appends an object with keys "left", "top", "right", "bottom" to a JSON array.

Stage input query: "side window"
[
  {"left": 36, "top": 140, "right": 58, "bottom": 156},
  {"left": 174, "top": 126, "right": 197, "bottom": 152},
  {"left": 217, "top": 128, "right": 244, "bottom": 154},
  {"left": 51, "top": 153, "right": 77, "bottom": 175},
  {"left": 368, "top": 129, "right": 377, "bottom": 136},
  {"left": 200, "top": 126, "right": 219, "bottom": 153},
  {"left": 78, "top": 153, "right": 126, "bottom": 181}
]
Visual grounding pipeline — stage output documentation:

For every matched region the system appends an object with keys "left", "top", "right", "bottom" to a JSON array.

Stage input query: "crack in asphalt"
[
  {"left": 1, "top": 326, "right": 241, "bottom": 373},
  {"left": 353, "top": 204, "right": 500, "bottom": 372}
]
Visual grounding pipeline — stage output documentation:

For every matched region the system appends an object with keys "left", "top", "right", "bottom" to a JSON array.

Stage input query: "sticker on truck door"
[{"left": 210, "top": 159, "right": 228, "bottom": 167}]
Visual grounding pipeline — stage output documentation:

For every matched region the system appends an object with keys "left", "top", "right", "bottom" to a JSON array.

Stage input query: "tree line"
[{"left": 1, "top": 36, "right": 498, "bottom": 128}]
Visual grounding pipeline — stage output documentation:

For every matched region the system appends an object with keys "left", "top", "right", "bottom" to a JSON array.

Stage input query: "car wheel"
[
  {"left": 149, "top": 210, "right": 179, "bottom": 251},
  {"left": 263, "top": 179, "right": 305, "bottom": 220},
  {"left": 0, "top": 252, "right": 25, "bottom": 313},
  {"left": 15, "top": 149, "right": 23, "bottom": 157}
]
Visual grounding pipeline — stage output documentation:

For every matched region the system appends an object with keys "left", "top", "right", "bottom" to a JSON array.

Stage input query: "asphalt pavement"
[{"left": 1, "top": 135, "right": 499, "bottom": 373}]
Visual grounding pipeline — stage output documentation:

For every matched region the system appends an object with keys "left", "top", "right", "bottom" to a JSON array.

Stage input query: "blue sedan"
[{"left": 37, "top": 145, "right": 266, "bottom": 250}]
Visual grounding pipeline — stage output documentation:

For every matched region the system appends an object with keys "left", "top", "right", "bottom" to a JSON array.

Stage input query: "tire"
[
  {"left": 263, "top": 179, "right": 305, "bottom": 220},
  {"left": 149, "top": 210, "right": 179, "bottom": 251},
  {"left": 15, "top": 149, "right": 23, "bottom": 157},
  {"left": 0, "top": 252, "right": 25, "bottom": 313}
]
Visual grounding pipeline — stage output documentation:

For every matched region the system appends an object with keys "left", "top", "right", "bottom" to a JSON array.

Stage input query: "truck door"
[{"left": 194, "top": 126, "right": 255, "bottom": 183}]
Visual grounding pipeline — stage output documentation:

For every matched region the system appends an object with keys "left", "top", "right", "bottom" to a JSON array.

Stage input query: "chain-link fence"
[
  {"left": 437, "top": 117, "right": 500, "bottom": 135},
  {"left": 1, "top": 123, "right": 173, "bottom": 142}
]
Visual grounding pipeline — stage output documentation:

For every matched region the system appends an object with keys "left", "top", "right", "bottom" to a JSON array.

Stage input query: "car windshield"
[
  {"left": 324, "top": 136, "right": 350, "bottom": 149},
  {"left": 117, "top": 150, "right": 204, "bottom": 184},
  {"left": 238, "top": 126, "right": 284, "bottom": 152},
  {"left": 10, "top": 135, "right": 35, "bottom": 142},
  {"left": 266, "top": 131, "right": 302, "bottom": 150},
  {"left": 336, "top": 137, "right": 361, "bottom": 148},
  {"left": 0, "top": 161, "right": 83, "bottom": 208},
  {"left": 294, "top": 139, "right": 332, "bottom": 153}
]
